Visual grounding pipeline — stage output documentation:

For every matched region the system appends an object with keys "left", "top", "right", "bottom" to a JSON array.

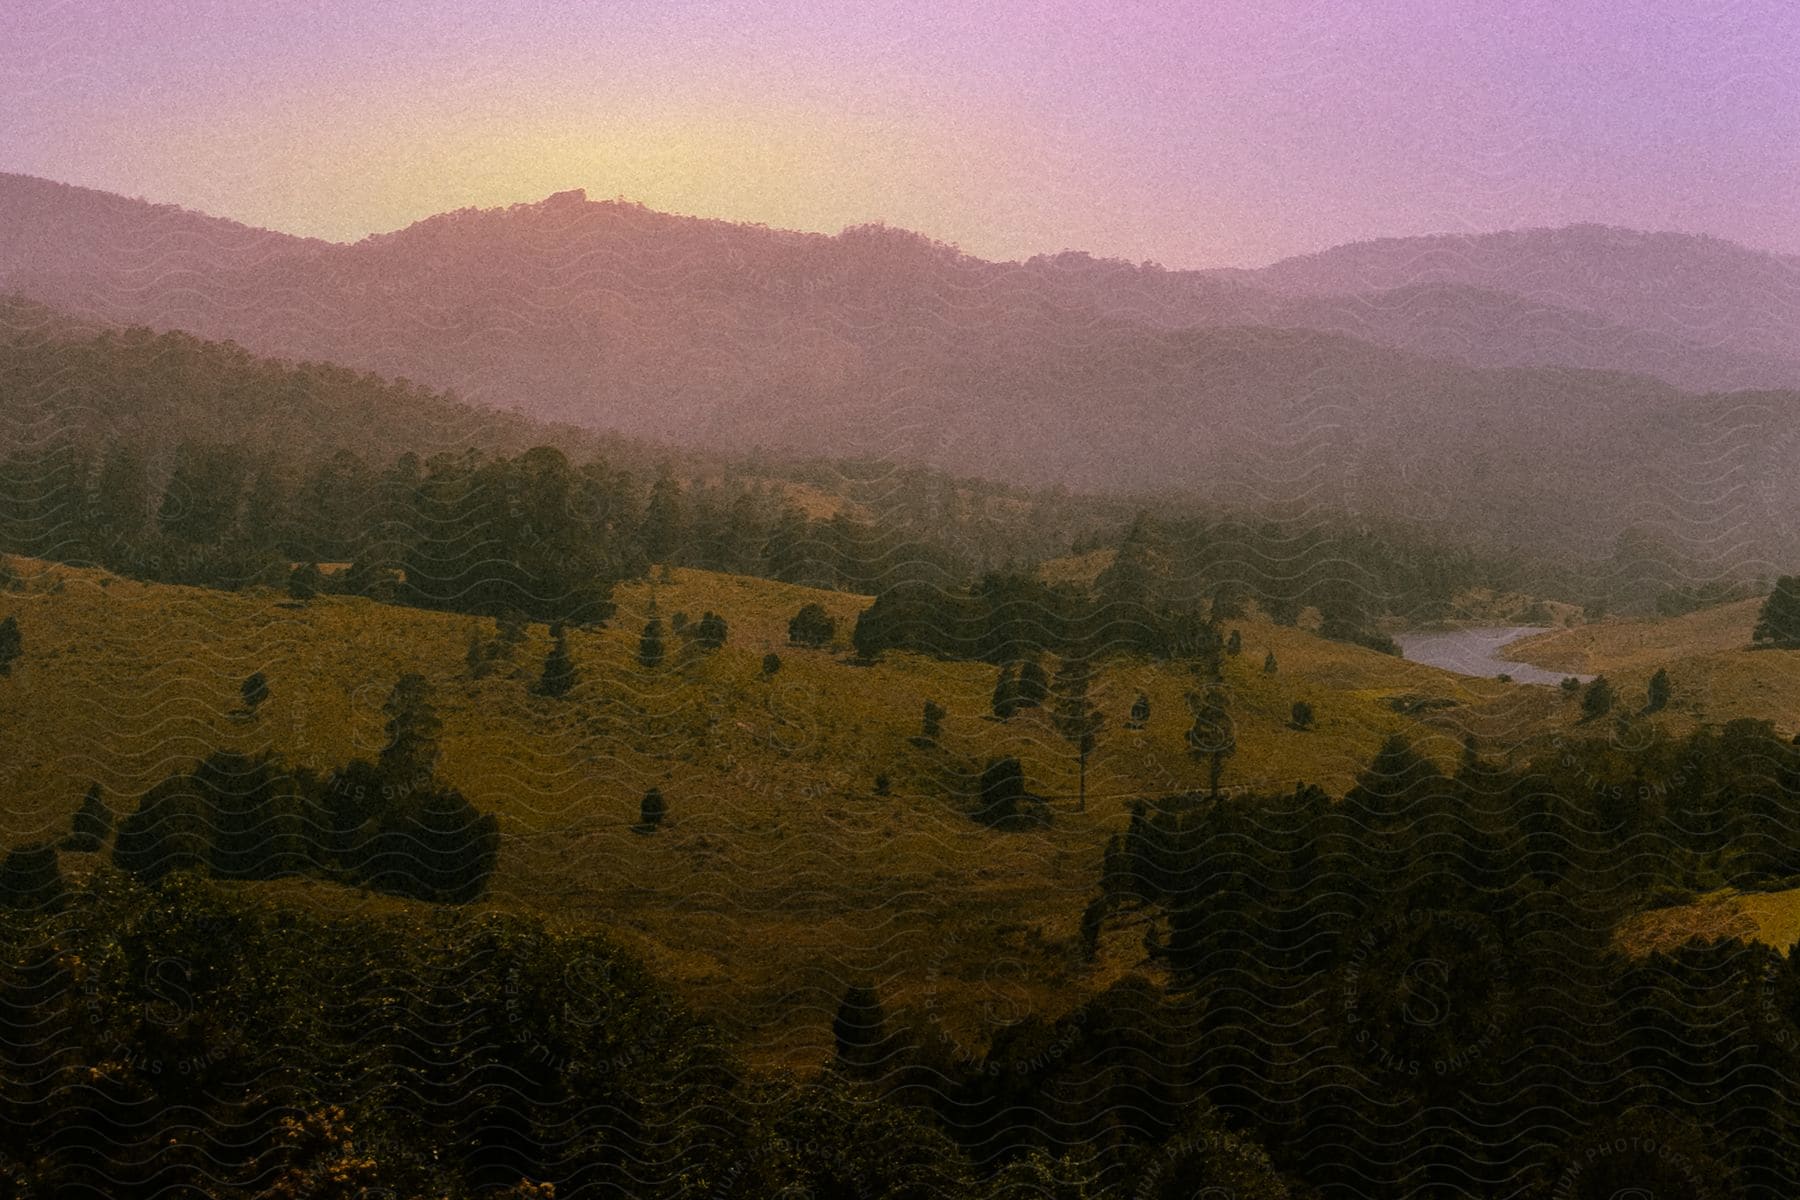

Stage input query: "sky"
[{"left": 3, "top": 0, "right": 1798, "bottom": 267}]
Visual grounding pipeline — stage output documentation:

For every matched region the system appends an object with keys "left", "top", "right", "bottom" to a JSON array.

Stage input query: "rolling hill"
[
  {"left": 0, "top": 554, "right": 1578, "bottom": 1065},
  {"left": 5, "top": 175, "right": 1800, "bottom": 568}
]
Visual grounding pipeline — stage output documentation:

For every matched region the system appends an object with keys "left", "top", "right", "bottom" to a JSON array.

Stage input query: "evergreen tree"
[
  {"left": 1289, "top": 699, "right": 1315, "bottom": 730},
  {"left": 1754, "top": 576, "right": 1800, "bottom": 646},
  {"left": 639, "top": 787, "right": 666, "bottom": 831},
  {"left": 465, "top": 628, "right": 491, "bottom": 679},
  {"left": 1582, "top": 675, "right": 1616, "bottom": 720},
  {"left": 1263, "top": 650, "right": 1277, "bottom": 674},
  {"left": 1645, "top": 667, "right": 1672, "bottom": 713},
  {"left": 694, "top": 611, "right": 728, "bottom": 650},
  {"left": 66, "top": 783, "right": 113, "bottom": 852},
  {"left": 1127, "top": 692, "right": 1150, "bottom": 730},
  {"left": 287, "top": 561, "right": 323, "bottom": 601},
  {"left": 92, "top": 441, "right": 150, "bottom": 540},
  {"left": 1226, "top": 629, "right": 1242, "bottom": 656},
  {"left": 0, "top": 615, "right": 19, "bottom": 676},
  {"left": 1211, "top": 579, "right": 1248, "bottom": 620},
  {"left": 788, "top": 602, "right": 836, "bottom": 648},
  {"left": 761, "top": 652, "right": 781, "bottom": 677},
  {"left": 1016, "top": 657, "right": 1050, "bottom": 709},
  {"left": 638, "top": 616, "right": 665, "bottom": 668},
  {"left": 535, "top": 626, "right": 578, "bottom": 697},
  {"left": 1052, "top": 656, "right": 1104, "bottom": 811},
  {"left": 832, "top": 983, "right": 888, "bottom": 1074},
  {"left": 920, "top": 700, "right": 946, "bottom": 743},
  {"left": 1186, "top": 687, "right": 1236, "bottom": 798},
  {"left": 157, "top": 442, "right": 247, "bottom": 543},
  {"left": 379, "top": 673, "right": 442, "bottom": 783},
  {"left": 0, "top": 842, "right": 64, "bottom": 911},
  {"left": 991, "top": 663, "right": 1021, "bottom": 720},
  {"left": 241, "top": 671, "right": 270, "bottom": 715},
  {"left": 640, "top": 467, "right": 685, "bottom": 564}
]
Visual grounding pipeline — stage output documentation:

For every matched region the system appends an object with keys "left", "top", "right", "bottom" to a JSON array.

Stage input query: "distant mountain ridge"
[{"left": 2, "top": 173, "right": 1798, "bottom": 567}]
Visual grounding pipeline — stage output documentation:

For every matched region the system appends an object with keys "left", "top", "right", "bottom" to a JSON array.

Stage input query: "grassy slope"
[
  {"left": 1507, "top": 598, "right": 1800, "bottom": 737},
  {"left": 1516, "top": 599, "right": 1800, "bottom": 959},
  {"left": 1, "top": 557, "right": 1569, "bottom": 1065}
]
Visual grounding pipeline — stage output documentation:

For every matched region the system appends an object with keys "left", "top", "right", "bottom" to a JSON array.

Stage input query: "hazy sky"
[{"left": 4, "top": 0, "right": 1797, "bottom": 266}]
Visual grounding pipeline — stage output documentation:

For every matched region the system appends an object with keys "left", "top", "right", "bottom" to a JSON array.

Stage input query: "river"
[{"left": 1392, "top": 625, "right": 1590, "bottom": 687}]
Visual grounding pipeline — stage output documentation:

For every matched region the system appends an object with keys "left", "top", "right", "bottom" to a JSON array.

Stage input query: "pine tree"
[
  {"left": 1226, "top": 629, "right": 1243, "bottom": 656},
  {"left": 1754, "top": 577, "right": 1800, "bottom": 646},
  {"left": 1645, "top": 667, "right": 1672, "bottom": 713},
  {"left": 535, "top": 626, "right": 578, "bottom": 697},
  {"left": 1186, "top": 687, "right": 1236, "bottom": 798},
  {"left": 991, "top": 663, "right": 1021, "bottom": 720},
  {"left": 1052, "top": 656, "right": 1104, "bottom": 811},
  {"left": 287, "top": 561, "right": 324, "bottom": 601},
  {"left": 466, "top": 628, "right": 491, "bottom": 679},
  {"left": 1289, "top": 699, "right": 1315, "bottom": 730},
  {"left": 921, "top": 700, "right": 946, "bottom": 743},
  {"left": 640, "top": 467, "right": 685, "bottom": 564},
  {"left": 66, "top": 783, "right": 113, "bottom": 852},
  {"left": 1127, "top": 692, "right": 1150, "bottom": 730},
  {"left": 694, "top": 611, "right": 728, "bottom": 649},
  {"left": 1263, "top": 650, "right": 1278, "bottom": 674},
  {"left": 761, "top": 652, "right": 782, "bottom": 677},
  {"left": 0, "top": 842, "right": 65, "bottom": 911},
  {"left": 379, "top": 673, "right": 442, "bottom": 783},
  {"left": 788, "top": 602, "right": 836, "bottom": 648},
  {"left": 1582, "top": 675, "right": 1616, "bottom": 720},
  {"left": 1016, "top": 658, "right": 1050, "bottom": 709},
  {"left": 832, "top": 983, "right": 888, "bottom": 1074},
  {"left": 639, "top": 787, "right": 666, "bottom": 831},
  {"left": 638, "top": 616, "right": 665, "bottom": 669},
  {"left": 0, "top": 615, "right": 19, "bottom": 676},
  {"left": 241, "top": 671, "right": 270, "bottom": 715}
]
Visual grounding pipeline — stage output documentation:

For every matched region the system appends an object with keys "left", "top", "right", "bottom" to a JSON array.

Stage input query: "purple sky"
[{"left": 3, "top": 0, "right": 1797, "bottom": 266}]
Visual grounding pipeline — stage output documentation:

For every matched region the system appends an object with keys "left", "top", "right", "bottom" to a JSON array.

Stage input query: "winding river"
[{"left": 1393, "top": 625, "right": 1590, "bottom": 687}]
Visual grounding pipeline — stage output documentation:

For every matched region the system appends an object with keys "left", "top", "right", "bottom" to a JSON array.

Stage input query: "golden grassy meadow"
[{"left": 4, "top": 555, "right": 1798, "bottom": 1062}]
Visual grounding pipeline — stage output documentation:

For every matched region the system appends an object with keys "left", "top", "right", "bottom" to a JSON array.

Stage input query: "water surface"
[{"left": 1393, "top": 626, "right": 1590, "bottom": 687}]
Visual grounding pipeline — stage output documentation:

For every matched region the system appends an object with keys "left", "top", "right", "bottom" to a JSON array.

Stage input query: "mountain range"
[{"left": 3, "top": 171, "right": 1798, "bottom": 565}]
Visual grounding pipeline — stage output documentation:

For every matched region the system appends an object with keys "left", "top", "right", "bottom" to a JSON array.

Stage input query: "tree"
[
  {"left": 379, "top": 673, "right": 442, "bottom": 783},
  {"left": 921, "top": 700, "right": 946, "bottom": 743},
  {"left": 1289, "top": 700, "right": 1315, "bottom": 730},
  {"left": 638, "top": 616, "right": 665, "bottom": 669},
  {"left": 1582, "top": 675, "right": 1616, "bottom": 720},
  {"left": 694, "top": 611, "right": 727, "bottom": 650},
  {"left": 1561, "top": 676, "right": 1583, "bottom": 695},
  {"left": 1226, "top": 629, "right": 1242, "bottom": 656},
  {"left": 639, "top": 787, "right": 666, "bottom": 831},
  {"left": 0, "top": 615, "right": 20, "bottom": 676},
  {"left": 762, "top": 652, "right": 781, "bottom": 677},
  {"left": 1186, "top": 687, "right": 1236, "bottom": 798},
  {"left": 535, "top": 626, "right": 578, "bottom": 697},
  {"left": 241, "top": 671, "right": 270, "bottom": 715},
  {"left": 287, "top": 561, "right": 324, "bottom": 601},
  {"left": 1016, "top": 658, "right": 1050, "bottom": 709},
  {"left": 364, "top": 783, "right": 499, "bottom": 903},
  {"left": 991, "top": 663, "right": 1021, "bottom": 720},
  {"left": 1646, "top": 667, "right": 1672, "bottom": 713},
  {"left": 1753, "top": 576, "right": 1800, "bottom": 646},
  {"left": 788, "top": 602, "right": 836, "bottom": 648},
  {"left": 640, "top": 467, "right": 685, "bottom": 564},
  {"left": 466, "top": 628, "right": 491, "bottom": 679},
  {"left": 0, "top": 842, "right": 64, "bottom": 911},
  {"left": 1052, "top": 656, "right": 1104, "bottom": 811},
  {"left": 66, "top": 783, "right": 113, "bottom": 852},
  {"left": 1262, "top": 650, "right": 1277, "bottom": 674},
  {"left": 1127, "top": 692, "right": 1150, "bottom": 730},
  {"left": 832, "top": 983, "right": 888, "bottom": 1074}
]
